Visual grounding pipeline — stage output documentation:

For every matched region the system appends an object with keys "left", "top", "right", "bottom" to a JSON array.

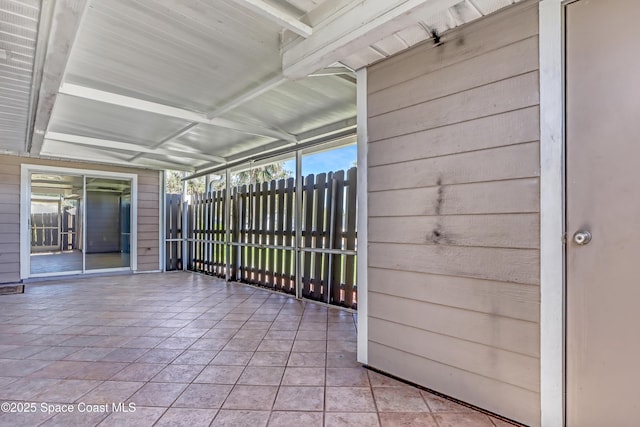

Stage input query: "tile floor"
[{"left": 0, "top": 272, "right": 516, "bottom": 427}]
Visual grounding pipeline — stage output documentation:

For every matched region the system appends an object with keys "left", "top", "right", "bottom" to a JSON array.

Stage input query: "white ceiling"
[
  {"left": 0, "top": 0, "right": 39, "bottom": 152},
  {"left": 0, "top": 0, "right": 522, "bottom": 173}
]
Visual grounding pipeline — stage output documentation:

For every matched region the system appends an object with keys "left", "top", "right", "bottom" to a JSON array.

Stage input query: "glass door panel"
[
  {"left": 85, "top": 177, "right": 132, "bottom": 270},
  {"left": 30, "top": 173, "right": 84, "bottom": 275}
]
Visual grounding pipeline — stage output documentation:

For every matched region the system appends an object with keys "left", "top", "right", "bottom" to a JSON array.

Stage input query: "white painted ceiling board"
[
  {"left": 169, "top": 125, "right": 277, "bottom": 159},
  {"left": 64, "top": 0, "right": 284, "bottom": 112},
  {"left": 223, "top": 76, "right": 356, "bottom": 135},
  {"left": 46, "top": 94, "right": 193, "bottom": 148}
]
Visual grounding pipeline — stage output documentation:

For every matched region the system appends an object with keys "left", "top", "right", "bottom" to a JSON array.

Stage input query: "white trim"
[
  {"left": 59, "top": 83, "right": 296, "bottom": 142},
  {"left": 230, "top": 0, "right": 312, "bottom": 37},
  {"left": 160, "top": 170, "right": 165, "bottom": 272},
  {"left": 20, "top": 164, "right": 139, "bottom": 279},
  {"left": 282, "top": 0, "right": 459, "bottom": 78},
  {"left": 356, "top": 67, "right": 368, "bottom": 365},
  {"left": 539, "top": 1, "right": 565, "bottom": 426}
]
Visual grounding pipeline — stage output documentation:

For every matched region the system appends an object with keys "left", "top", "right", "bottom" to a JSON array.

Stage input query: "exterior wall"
[
  {"left": 366, "top": 1, "right": 541, "bottom": 426},
  {"left": 0, "top": 154, "right": 161, "bottom": 283}
]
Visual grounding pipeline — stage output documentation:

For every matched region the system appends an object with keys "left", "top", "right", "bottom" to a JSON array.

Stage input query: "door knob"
[{"left": 573, "top": 230, "right": 592, "bottom": 245}]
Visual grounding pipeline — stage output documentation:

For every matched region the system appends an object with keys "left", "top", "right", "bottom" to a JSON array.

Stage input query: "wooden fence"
[
  {"left": 166, "top": 167, "right": 358, "bottom": 309},
  {"left": 31, "top": 211, "right": 78, "bottom": 252}
]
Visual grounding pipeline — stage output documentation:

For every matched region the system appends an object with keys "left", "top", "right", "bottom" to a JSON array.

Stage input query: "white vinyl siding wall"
[{"left": 365, "top": 1, "right": 541, "bottom": 426}]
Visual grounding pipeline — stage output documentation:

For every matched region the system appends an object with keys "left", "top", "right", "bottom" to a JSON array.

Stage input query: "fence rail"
[
  {"left": 31, "top": 211, "right": 78, "bottom": 252},
  {"left": 166, "top": 167, "right": 357, "bottom": 309}
]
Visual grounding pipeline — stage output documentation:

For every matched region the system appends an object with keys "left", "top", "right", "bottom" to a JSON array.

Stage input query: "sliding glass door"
[
  {"left": 85, "top": 177, "right": 132, "bottom": 271},
  {"left": 27, "top": 168, "right": 135, "bottom": 277}
]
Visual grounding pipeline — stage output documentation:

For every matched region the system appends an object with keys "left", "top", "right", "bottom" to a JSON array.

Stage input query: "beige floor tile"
[
  {"left": 40, "top": 409, "right": 109, "bottom": 427},
  {"left": 128, "top": 382, "right": 187, "bottom": 407},
  {"left": 193, "top": 365, "right": 244, "bottom": 384},
  {"left": 98, "top": 406, "right": 165, "bottom": 427},
  {"left": 273, "top": 386, "right": 324, "bottom": 411},
  {"left": 268, "top": 411, "right": 323, "bottom": 427},
  {"left": 324, "top": 412, "right": 380, "bottom": 427},
  {"left": 256, "top": 340, "right": 293, "bottom": 352},
  {"left": 281, "top": 367, "right": 325, "bottom": 386},
  {"left": 110, "top": 363, "right": 165, "bottom": 382},
  {"left": 379, "top": 412, "right": 438, "bottom": 427},
  {"left": 433, "top": 412, "right": 496, "bottom": 427},
  {"left": 151, "top": 364, "right": 204, "bottom": 383},
  {"left": 367, "top": 371, "right": 409, "bottom": 388},
  {"left": 222, "top": 385, "right": 279, "bottom": 410},
  {"left": 171, "top": 350, "right": 216, "bottom": 365},
  {"left": 210, "top": 351, "right": 253, "bottom": 366},
  {"left": 325, "top": 387, "right": 377, "bottom": 412},
  {"left": 421, "top": 392, "right": 477, "bottom": 413},
  {"left": 249, "top": 351, "right": 290, "bottom": 367},
  {"left": 211, "top": 410, "right": 270, "bottom": 427},
  {"left": 172, "top": 383, "right": 233, "bottom": 408},
  {"left": 237, "top": 366, "right": 284, "bottom": 386},
  {"left": 79, "top": 381, "right": 144, "bottom": 404},
  {"left": 287, "top": 352, "right": 326, "bottom": 367},
  {"left": 154, "top": 408, "right": 218, "bottom": 427},
  {"left": 373, "top": 387, "right": 429, "bottom": 412},
  {"left": 326, "top": 368, "right": 370, "bottom": 387}
]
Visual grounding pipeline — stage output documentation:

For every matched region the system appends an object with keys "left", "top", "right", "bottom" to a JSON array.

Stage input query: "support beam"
[
  {"left": 39, "top": 146, "right": 194, "bottom": 171},
  {"left": 128, "top": 122, "right": 199, "bottom": 161},
  {"left": 282, "top": 0, "right": 460, "bottom": 79},
  {"left": 129, "top": 75, "right": 289, "bottom": 162},
  {"left": 46, "top": 131, "right": 226, "bottom": 164},
  {"left": 58, "top": 83, "right": 297, "bottom": 142},
  {"left": 29, "top": 0, "right": 90, "bottom": 154},
  {"left": 187, "top": 117, "right": 356, "bottom": 180},
  {"left": 206, "top": 75, "right": 287, "bottom": 119},
  {"left": 231, "top": 0, "right": 312, "bottom": 37}
]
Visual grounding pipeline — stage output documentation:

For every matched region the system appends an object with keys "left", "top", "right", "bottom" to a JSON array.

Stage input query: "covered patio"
[{"left": 0, "top": 273, "right": 506, "bottom": 427}]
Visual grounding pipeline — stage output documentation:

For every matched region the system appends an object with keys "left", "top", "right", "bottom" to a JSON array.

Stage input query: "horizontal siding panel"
[
  {"left": 368, "top": 267, "right": 539, "bottom": 322},
  {"left": 369, "top": 242, "right": 539, "bottom": 285},
  {"left": 0, "top": 233, "right": 19, "bottom": 244},
  {"left": 368, "top": 107, "right": 540, "bottom": 167},
  {"left": 369, "top": 36, "right": 539, "bottom": 117},
  {"left": 368, "top": 342, "right": 540, "bottom": 427},
  {"left": 0, "top": 213, "right": 19, "bottom": 224},
  {"left": 138, "top": 175, "right": 160, "bottom": 186},
  {"left": 368, "top": 1, "right": 539, "bottom": 93},
  {"left": 369, "top": 178, "right": 540, "bottom": 217},
  {"left": 138, "top": 216, "right": 159, "bottom": 225},
  {"left": 0, "top": 173, "right": 20, "bottom": 185},
  {"left": 138, "top": 207, "right": 159, "bottom": 217},
  {"left": 369, "top": 318, "right": 539, "bottom": 392},
  {"left": 138, "top": 192, "right": 159, "bottom": 202},
  {"left": 0, "top": 253, "right": 20, "bottom": 264},
  {"left": 369, "top": 142, "right": 539, "bottom": 192},
  {"left": 369, "top": 71, "right": 539, "bottom": 142},
  {"left": 369, "top": 292, "right": 539, "bottom": 356},
  {"left": 0, "top": 202, "right": 19, "bottom": 214},
  {"left": 138, "top": 200, "right": 160, "bottom": 210},
  {"left": 138, "top": 184, "right": 160, "bottom": 194},
  {"left": 0, "top": 243, "right": 19, "bottom": 254},
  {"left": 0, "top": 184, "right": 20, "bottom": 195},
  {"left": 138, "top": 224, "right": 160, "bottom": 234},
  {"left": 0, "top": 271, "right": 20, "bottom": 283},
  {"left": 369, "top": 214, "right": 539, "bottom": 249}
]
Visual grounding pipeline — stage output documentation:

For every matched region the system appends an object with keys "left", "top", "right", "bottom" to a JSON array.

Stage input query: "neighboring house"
[{"left": 0, "top": 0, "right": 635, "bottom": 425}]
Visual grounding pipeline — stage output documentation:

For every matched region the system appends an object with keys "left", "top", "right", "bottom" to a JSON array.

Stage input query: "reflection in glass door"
[
  {"left": 30, "top": 174, "right": 84, "bottom": 275},
  {"left": 28, "top": 171, "right": 133, "bottom": 276},
  {"left": 85, "top": 177, "right": 132, "bottom": 270}
]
